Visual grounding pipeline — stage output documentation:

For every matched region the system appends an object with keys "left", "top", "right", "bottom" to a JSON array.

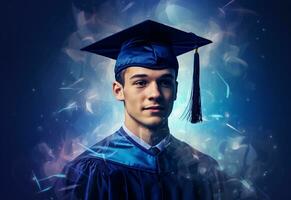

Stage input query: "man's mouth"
[{"left": 143, "top": 105, "right": 164, "bottom": 112}]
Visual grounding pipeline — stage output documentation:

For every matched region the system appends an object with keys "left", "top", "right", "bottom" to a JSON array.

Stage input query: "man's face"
[{"left": 114, "top": 67, "right": 177, "bottom": 128}]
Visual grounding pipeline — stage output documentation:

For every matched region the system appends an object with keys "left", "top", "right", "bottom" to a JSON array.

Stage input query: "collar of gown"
[
  {"left": 81, "top": 127, "right": 195, "bottom": 173},
  {"left": 122, "top": 124, "right": 171, "bottom": 151}
]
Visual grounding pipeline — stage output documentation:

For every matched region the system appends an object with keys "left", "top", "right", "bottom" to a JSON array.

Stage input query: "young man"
[{"left": 55, "top": 20, "right": 225, "bottom": 200}]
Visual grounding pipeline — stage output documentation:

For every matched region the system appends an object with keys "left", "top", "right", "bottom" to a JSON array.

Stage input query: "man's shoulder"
[
  {"left": 64, "top": 131, "right": 122, "bottom": 172},
  {"left": 64, "top": 150, "right": 107, "bottom": 176},
  {"left": 169, "top": 135, "right": 219, "bottom": 168},
  {"left": 78, "top": 129, "right": 123, "bottom": 156},
  {"left": 54, "top": 132, "right": 122, "bottom": 199}
]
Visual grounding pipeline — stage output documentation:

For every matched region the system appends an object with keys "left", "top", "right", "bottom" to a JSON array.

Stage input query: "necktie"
[{"left": 149, "top": 146, "right": 160, "bottom": 155}]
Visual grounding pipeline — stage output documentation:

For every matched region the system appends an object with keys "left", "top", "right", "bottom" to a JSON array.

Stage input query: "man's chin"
[{"left": 142, "top": 117, "right": 167, "bottom": 128}]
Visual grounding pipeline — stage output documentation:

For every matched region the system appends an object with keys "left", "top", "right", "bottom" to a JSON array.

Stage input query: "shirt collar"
[{"left": 122, "top": 124, "right": 171, "bottom": 151}]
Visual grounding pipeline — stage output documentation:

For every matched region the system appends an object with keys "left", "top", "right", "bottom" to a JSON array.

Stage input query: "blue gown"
[{"left": 54, "top": 127, "right": 224, "bottom": 200}]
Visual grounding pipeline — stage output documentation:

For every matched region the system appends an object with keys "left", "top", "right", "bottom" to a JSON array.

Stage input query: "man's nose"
[{"left": 148, "top": 82, "right": 162, "bottom": 100}]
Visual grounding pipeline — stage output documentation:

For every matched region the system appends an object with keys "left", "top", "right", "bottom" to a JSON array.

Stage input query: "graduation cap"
[{"left": 81, "top": 20, "right": 212, "bottom": 123}]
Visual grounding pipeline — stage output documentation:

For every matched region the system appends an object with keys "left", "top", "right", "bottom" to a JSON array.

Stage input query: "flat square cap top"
[
  {"left": 81, "top": 20, "right": 212, "bottom": 75},
  {"left": 82, "top": 20, "right": 212, "bottom": 60}
]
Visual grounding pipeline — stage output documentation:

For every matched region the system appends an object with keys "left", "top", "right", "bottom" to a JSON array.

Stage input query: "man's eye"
[
  {"left": 134, "top": 80, "right": 147, "bottom": 87},
  {"left": 160, "top": 80, "right": 173, "bottom": 87}
]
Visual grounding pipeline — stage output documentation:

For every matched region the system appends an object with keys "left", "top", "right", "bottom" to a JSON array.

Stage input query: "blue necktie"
[{"left": 149, "top": 146, "right": 160, "bottom": 155}]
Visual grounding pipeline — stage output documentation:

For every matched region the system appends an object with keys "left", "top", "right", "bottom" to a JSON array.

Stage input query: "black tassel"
[{"left": 182, "top": 48, "right": 202, "bottom": 123}]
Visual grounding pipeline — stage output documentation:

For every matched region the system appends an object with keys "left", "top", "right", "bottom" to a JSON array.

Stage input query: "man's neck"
[{"left": 124, "top": 120, "right": 169, "bottom": 146}]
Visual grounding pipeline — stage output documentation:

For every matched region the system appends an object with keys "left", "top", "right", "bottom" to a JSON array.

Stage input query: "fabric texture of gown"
[{"left": 54, "top": 127, "right": 225, "bottom": 200}]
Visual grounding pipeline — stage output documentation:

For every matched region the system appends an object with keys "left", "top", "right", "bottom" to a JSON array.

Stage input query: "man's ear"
[
  {"left": 112, "top": 81, "right": 124, "bottom": 101},
  {"left": 174, "top": 81, "right": 178, "bottom": 100}
]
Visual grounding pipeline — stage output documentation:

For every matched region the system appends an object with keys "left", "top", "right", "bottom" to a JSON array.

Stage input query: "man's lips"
[{"left": 143, "top": 106, "right": 164, "bottom": 111}]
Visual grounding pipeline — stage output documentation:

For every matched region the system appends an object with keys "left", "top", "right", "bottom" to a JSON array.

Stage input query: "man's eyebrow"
[
  {"left": 129, "top": 73, "right": 175, "bottom": 80},
  {"left": 159, "top": 74, "right": 175, "bottom": 79},
  {"left": 129, "top": 74, "right": 148, "bottom": 79}
]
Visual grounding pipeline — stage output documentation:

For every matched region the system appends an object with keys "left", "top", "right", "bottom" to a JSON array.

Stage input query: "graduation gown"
[{"left": 55, "top": 127, "right": 224, "bottom": 200}]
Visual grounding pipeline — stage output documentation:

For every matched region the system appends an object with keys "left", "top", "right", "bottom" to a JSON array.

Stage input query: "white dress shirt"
[{"left": 122, "top": 124, "right": 171, "bottom": 151}]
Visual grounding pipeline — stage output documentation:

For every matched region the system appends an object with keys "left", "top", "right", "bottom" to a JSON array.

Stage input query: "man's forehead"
[{"left": 125, "top": 66, "right": 176, "bottom": 78}]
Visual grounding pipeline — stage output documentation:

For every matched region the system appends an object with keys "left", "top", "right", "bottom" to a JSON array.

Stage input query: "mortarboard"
[{"left": 81, "top": 20, "right": 212, "bottom": 124}]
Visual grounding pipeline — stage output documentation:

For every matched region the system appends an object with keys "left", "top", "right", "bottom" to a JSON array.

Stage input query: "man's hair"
[
  {"left": 115, "top": 69, "right": 126, "bottom": 86},
  {"left": 115, "top": 68, "right": 178, "bottom": 86}
]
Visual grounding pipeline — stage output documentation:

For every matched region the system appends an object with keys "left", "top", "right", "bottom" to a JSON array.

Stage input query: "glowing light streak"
[
  {"left": 218, "top": 0, "right": 235, "bottom": 15},
  {"left": 69, "top": 78, "right": 84, "bottom": 87},
  {"left": 58, "top": 184, "right": 80, "bottom": 191},
  {"left": 121, "top": 2, "right": 135, "bottom": 12},
  {"left": 78, "top": 143, "right": 100, "bottom": 157},
  {"left": 85, "top": 101, "right": 94, "bottom": 114},
  {"left": 192, "top": 154, "right": 200, "bottom": 160},
  {"left": 241, "top": 179, "right": 252, "bottom": 190},
  {"left": 226, "top": 123, "right": 243, "bottom": 134},
  {"left": 222, "top": 0, "right": 235, "bottom": 9},
  {"left": 32, "top": 171, "right": 42, "bottom": 191},
  {"left": 38, "top": 186, "right": 53, "bottom": 193},
  {"left": 204, "top": 90, "right": 215, "bottom": 100},
  {"left": 57, "top": 102, "right": 78, "bottom": 113},
  {"left": 32, "top": 171, "right": 67, "bottom": 194},
  {"left": 209, "top": 114, "right": 224, "bottom": 120},
  {"left": 78, "top": 143, "right": 117, "bottom": 159},
  {"left": 78, "top": 89, "right": 85, "bottom": 94},
  {"left": 59, "top": 78, "right": 84, "bottom": 91},
  {"left": 202, "top": 117, "right": 209, "bottom": 122},
  {"left": 216, "top": 71, "right": 230, "bottom": 98},
  {"left": 82, "top": 36, "right": 95, "bottom": 42},
  {"left": 38, "top": 174, "right": 66, "bottom": 181},
  {"left": 218, "top": 8, "right": 225, "bottom": 15},
  {"left": 223, "top": 53, "right": 248, "bottom": 67},
  {"left": 59, "top": 87, "right": 82, "bottom": 90},
  {"left": 88, "top": 94, "right": 97, "bottom": 100}
]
